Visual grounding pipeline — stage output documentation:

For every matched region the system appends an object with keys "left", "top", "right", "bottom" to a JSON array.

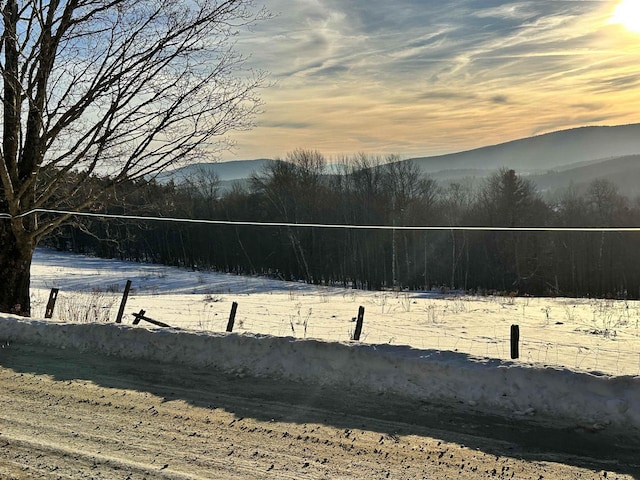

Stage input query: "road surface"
[{"left": 0, "top": 342, "right": 637, "bottom": 479}]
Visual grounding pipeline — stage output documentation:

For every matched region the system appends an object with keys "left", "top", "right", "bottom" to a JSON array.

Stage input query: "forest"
[{"left": 43, "top": 150, "right": 640, "bottom": 299}]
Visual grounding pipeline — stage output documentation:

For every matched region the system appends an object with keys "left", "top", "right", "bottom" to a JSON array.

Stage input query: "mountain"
[
  {"left": 159, "top": 124, "right": 640, "bottom": 196},
  {"left": 529, "top": 155, "right": 640, "bottom": 197},
  {"left": 408, "top": 124, "right": 640, "bottom": 175},
  {"left": 158, "top": 158, "right": 275, "bottom": 183}
]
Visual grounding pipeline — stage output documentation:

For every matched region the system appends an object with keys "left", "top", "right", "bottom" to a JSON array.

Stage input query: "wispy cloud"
[{"left": 227, "top": 0, "right": 640, "bottom": 161}]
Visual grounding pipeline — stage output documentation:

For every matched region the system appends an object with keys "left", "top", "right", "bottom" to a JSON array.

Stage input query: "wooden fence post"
[
  {"left": 131, "top": 309, "right": 170, "bottom": 327},
  {"left": 132, "top": 309, "right": 146, "bottom": 325},
  {"left": 45, "top": 288, "right": 59, "bottom": 319},
  {"left": 226, "top": 302, "right": 238, "bottom": 332},
  {"left": 353, "top": 306, "right": 365, "bottom": 341},
  {"left": 115, "top": 280, "right": 132, "bottom": 324},
  {"left": 511, "top": 324, "right": 520, "bottom": 359}
]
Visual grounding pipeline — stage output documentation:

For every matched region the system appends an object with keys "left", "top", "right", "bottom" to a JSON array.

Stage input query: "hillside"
[
  {"left": 159, "top": 124, "right": 640, "bottom": 196},
  {"left": 428, "top": 155, "right": 640, "bottom": 198},
  {"left": 530, "top": 155, "right": 640, "bottom": 197},
  {"left": 408, "top": 123, "right": 640, "bottom": 174},
  {"left": 159, "top": 158, "right": 274, "bottom": 183}
]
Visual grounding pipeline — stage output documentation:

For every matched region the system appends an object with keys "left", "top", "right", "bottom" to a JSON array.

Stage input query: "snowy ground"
[
  {"left": 0, "top": 248, "right": 638, "bottom": 433},
  {"left": 28, "top": 249, "right": 640, "bottom": 377}
]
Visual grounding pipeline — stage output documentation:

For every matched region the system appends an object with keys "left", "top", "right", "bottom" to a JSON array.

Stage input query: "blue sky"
[{"left": 223, "top": 0, "right": 640, "bottom": 161}]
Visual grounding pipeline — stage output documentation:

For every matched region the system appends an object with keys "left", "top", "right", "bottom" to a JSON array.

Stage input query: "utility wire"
[{"left": 2, "top": 208, "right": 640, "bottom": 232}]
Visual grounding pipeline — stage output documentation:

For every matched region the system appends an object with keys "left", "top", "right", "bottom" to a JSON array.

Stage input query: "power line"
[{"left": 2, "top": 208, "right": 640, "bottom": 232}]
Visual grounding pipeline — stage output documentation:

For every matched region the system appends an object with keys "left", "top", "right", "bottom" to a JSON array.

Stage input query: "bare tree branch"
[{"left": 0, "top": 0, "right": 268, "bottom": 314}]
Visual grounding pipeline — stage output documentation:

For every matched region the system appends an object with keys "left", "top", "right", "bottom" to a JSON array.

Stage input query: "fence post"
[
  {"left": 510, "top": 324, "right": 520, "bottom": 359},
  {"left": 132, "top": 309, "right": 146, "bottom": 325},
  {"left": 115, "top": 280, "right": 132, "bottom": 324},
  {"left": 45, "top": 288, "right": 59, "bottom": 319},
  {"left": 131, "top": 310, "right": 170, "bottom": 328},
  {"left": 353, "top": 306, "right": 365, "bottom": 341},
  {"left": 226, "top": 302, "right": 238, "bottom": 332}
]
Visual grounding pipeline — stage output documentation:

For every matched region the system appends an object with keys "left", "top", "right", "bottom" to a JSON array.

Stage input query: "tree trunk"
[{"left": 0, "top": 226, "right": 34, "bottom": 316}]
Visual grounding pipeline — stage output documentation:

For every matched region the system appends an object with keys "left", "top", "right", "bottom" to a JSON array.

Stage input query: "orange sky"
[{"left": 221, "top": 0, "right": 640, "bottom": 162}]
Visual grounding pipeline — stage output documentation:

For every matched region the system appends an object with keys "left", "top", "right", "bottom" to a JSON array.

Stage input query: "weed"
[
  {"left": 349, "top": 328, "right": 367, "bottom": 341},
  {"left": 563, "top": 305, "right": 577, "bottom": 323},
  {"left": 424, "top": 303, "right": 441, "bottom": 323},
  {"left": 288, "top": 303, "right": 312, "bottom": 337},
  {"left": 588, "top": 299, "right": 626, "bottom": 338},
  {"left": 55, "top": 291, "right": 116, "bottom": 323},
  {"left": 399, "top": 294, "right": 411, "bottom": 312},
  {"left": 448, "top": 297, "right": 468, "bottom": 314},
  {"left": 319, "top": 288, "right": 330, "bottom": 303},
  {"left": 502, "top": 293, "right": 517, "bottom": 306},
  {"left": 371, "top": 293, "right": 391, "bottom": 314},
  {"left": 204, "top": 293, "right": 222, "bottom": 303}
]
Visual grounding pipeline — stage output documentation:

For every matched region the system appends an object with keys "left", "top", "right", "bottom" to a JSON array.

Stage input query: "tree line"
[{"left": 44, "top": 150, "right": 640, "bottom": 299}]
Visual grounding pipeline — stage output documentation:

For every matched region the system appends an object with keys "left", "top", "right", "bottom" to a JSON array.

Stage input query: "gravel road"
[{"left": 0, "top": 342, "right": 637, "bottom": 479}]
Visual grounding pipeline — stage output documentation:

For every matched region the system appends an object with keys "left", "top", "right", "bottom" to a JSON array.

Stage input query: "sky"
[{"left": 221, "top": 0, "right": 640, "bottom": 161}]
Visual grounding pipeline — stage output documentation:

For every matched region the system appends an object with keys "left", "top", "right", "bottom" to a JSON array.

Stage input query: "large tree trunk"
[{"left": 0, "top": 225, "right": 34, "bottom": 316}]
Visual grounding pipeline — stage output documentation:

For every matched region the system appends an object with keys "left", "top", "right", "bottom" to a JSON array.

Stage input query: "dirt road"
[{"left": 0, "top": 342, "right": 637, "bottom": 479}]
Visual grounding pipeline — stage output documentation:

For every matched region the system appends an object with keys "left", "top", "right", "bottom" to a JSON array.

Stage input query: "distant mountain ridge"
[
  {"left": 529, "top": 154, "right": 640, "bottom": 197},
  {"left": 407, "top": 124, "right": 640, "bottom": 174},
  {"left": 160, "top": 123, "right": 640, "bottom": 196},
  {"left": 159, "top": 158, "right": 275, "bottom": 183}
]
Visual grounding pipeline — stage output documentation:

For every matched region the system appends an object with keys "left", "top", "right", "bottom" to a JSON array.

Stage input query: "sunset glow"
[
  {"left": 225, "top": 1, "right": 640, "bottom": 162},
  {"left": 611, "top": 0, "right": 640, "bottom": 33}
]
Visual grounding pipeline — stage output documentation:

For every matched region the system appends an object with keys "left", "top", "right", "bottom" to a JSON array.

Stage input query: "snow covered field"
[
  {"left": 0, "top": 248, "right": 638, "bottom": 432},
  {"left": 28, "top": 249, "right": 640, "bottom": 377}
]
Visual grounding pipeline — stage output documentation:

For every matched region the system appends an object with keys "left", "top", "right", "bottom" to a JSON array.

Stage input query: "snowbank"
[{"left": 2, "top": 315, "right": 639, "bottom": 432}]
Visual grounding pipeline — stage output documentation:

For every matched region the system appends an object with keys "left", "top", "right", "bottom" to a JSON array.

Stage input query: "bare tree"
[
  {"left": 181, "top": 166, "right": 222, "bottom": 218},
  {"left": 250, "top": 149, "right": 328, "bottom": 283},
  {"left": 476, "top": 168, "right": 549, "bottom": 292},
  {"left": 0, "top": 0, "right": 267, "bottom": 315}
]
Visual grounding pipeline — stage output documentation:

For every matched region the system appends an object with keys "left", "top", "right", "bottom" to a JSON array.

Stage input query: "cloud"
[
  {"left": 226, "top": 0, "right": 640, "bottom": 161},
  {"left": 491, "top": 95, "right": 509, "bottom": 104},
  {"left": 260, "top": 121, "right": 313, "bottom": 130},
  {"left": 590, "top": 74, "right": 640, "bottom": 93},
  {"left": 417, "top": 91, "right": 479, "bottom": 101},
  {"left": 570, "top": 102, "right": 607, "bottom": 111}
]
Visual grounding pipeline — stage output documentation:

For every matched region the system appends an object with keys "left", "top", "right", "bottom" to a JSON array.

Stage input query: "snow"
[{"left": 1, "top": 248, "right": 639, "bottom": 432}]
